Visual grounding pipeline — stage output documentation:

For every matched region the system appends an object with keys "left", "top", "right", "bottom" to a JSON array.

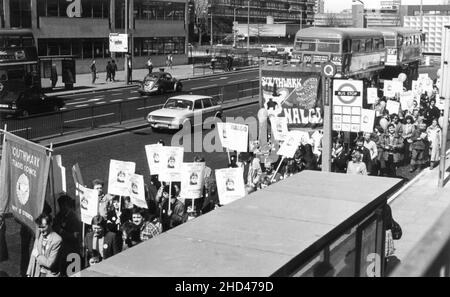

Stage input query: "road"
[{"left": 59, "top": 70, "right": 259, "bottom": 110}]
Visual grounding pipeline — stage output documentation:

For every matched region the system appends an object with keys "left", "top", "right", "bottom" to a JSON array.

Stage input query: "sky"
[{"left": 324, "top": 0, "right": 446, "bottom": 13}]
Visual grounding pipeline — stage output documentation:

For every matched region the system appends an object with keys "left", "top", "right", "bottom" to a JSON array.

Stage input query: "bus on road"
[{"left": 293, "top": 27, "right": 386, "bottom": 81}]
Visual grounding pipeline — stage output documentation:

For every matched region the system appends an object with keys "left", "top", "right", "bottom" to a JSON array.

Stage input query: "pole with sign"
[
  {"left": 321, "top": 62, "right": 336, "bottom": 172},
  {"left": 439, "top": 26, "right": 450, "bottom": 187}
]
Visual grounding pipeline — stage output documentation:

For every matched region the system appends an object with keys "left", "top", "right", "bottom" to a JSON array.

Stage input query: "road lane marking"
[
  {"left": 132, "top": 91, "right": 139, "bottom": 93},
  {"left": 111, "top": 99, "right": 123, "bottom": 102},
  {"left": 210, "top": 77, "right": 229, "bottom": 81},
  {"left": 136, "top": 104, "right": 164, "bottom": 111},
  {"left": 64, "top": 113, "right": 115, "bottom": 123},
  {"left": 88, "top": 98, "right": 102, "bottom": 102},
  {"left": 227, "top": 79, "right": 247, "bottom": 84},
  {"left": 95, "top": 102, "right": 106, "bottom": 105},
  {"left": 66, "top": 101, "right": 90, "bottom": 106},
  {"left": 128, "top": 96, "right": 140, "bottom": 100},
  {"left": 111, "top": 92, "right": 125, "bottom": 96},
  {"left": 190, "top": 84, "right": 218, "bottom": 90},
  {"left": 75, "top": 104, "right": 89, "bottom": 108}
]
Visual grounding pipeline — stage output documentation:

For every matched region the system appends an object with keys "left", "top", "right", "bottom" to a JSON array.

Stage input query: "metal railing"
[
  {"left": 0, "top": 80, "right": 260, "bottom": 141},
  {"left": 390, "top": 202, "right": 450, "bottom": 277}
]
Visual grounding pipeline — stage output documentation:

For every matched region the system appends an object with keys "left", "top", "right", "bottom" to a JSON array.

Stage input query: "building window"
[
  {"left": 10, "top": 0, "right": 32, "bottom": 28},
  {"left": 82, "top": 40, "right": 93, "bottom": 59}
]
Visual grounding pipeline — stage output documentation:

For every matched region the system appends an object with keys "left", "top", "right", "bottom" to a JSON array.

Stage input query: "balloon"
[
  {"left": 379, "top": 117, "right": 389, "bottom": 131},
  {"left": 398, "top": 73, "right": 407, "bottom": 83}
]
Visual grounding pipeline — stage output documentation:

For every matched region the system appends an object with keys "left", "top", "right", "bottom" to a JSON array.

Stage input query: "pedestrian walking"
[
  {"left": 106, "top": 61, "right": 112, "bottom": 82},
  {"left": 111, "top": 60, "right": 118, "bottom": 81},
  {"left": 409, "top": 122, "right": 428, "bottom": 172},
  {"left": 380, "top": 123, "right": 404, "bottom": 177},
  {"left": 50, "top": 63, "right": 58, "bottom": 88},
  {"left": 90, "top": 60, "right": 97, "bottom": 84},
  {"left": 427, "top": 118, "right": 441, "bottom": 170},
  {"left": 147, "top": 57, "right": 153, "bottom": 74},
  {"left": 127, "top": 54, "right": 132, "bottom": 84}
]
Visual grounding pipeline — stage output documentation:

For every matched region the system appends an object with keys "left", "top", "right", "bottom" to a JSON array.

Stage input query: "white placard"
[
  {"left": 217, "top": 122, "right": 229, "bottom": 149},
  {"left": 392, "top": 80, "right": 404, "bottom": 94},
  {"left": 367, "top": 88, "right": 378, "bottom": 105},
  {"left": 386, "top": 100, "right": 400, "bottom": 116},
  {"left": 384, "top": 80, "right": 395, "bottom": 98},
  {"left": 52, "top": 155, "right": 66, "bottom": 196},
  {"left": 333, "top": 79, "right": 364, "bottom": 107},
  {"left": 145, "top": 143, "right": 163, "bottom": 175},
  {"left": 277, "top": 130, "right": 309, "bottom": 158},
  {"left": 400, "top": 91, "right": 414, "bottom": 110},
  {"left": 180, "top": 162, "right": 206, "bottom": 199},
  {"left": 270, "top": 116, "right": 289, "bottom": 142},
  {"left": 159, "top": 146, "right": 184, "bottom": 182},
  {"left": 215, "top": 167, "right": 246, "bottom": 205},
  {"left": 361, "top": 109, "right": 375, "bottom": 133},
  {"left": 226, "top": 123, "right": 249, "bottom": 152},
  {"left": 109, "top": 33, "right": 128, "bottom": 53},
  {"left": 108, "top": 159, "right": 136, "bottom": 196},
  {"left": 78, "top": 183, "right": 99, "bottom": 225},
  {"left": 129, "top": 174, "right": 147, "bottom": 209}
]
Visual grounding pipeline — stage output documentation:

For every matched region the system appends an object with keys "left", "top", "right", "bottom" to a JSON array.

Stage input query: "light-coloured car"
[
  {"left": 146, "top": 95, "right": 222, "bottom": 130},
  {"left": 261, "top": 44, "right": 278, "bottom": 54}
]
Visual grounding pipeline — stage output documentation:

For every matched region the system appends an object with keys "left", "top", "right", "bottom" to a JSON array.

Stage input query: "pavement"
[
  {"left": 386, "top": 151, "right": 450, "bottom": 275},
  {"left": 46, "top": 64, "right": 256, "bottom": 97}
]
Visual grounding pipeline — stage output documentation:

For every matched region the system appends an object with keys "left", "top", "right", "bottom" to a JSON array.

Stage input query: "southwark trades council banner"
[
  {"left": 0, "top": 132, "right": 51, "bottom": 231},
  {"left": 159, "top": 146, "right": 184, "bottom": 182},
  {"left": 261, "top": 67, "right": 322, "bottom": 129},
  {"left": 108, "top": 159, "right": 136, "bottom": 196},
  {"left": 180, "top": 162, "right": 206, "bottom": 199},
  {"left": 145, "top": 143, "right": 163, "bottom": 176},
  {"left": 215, "top": 167, "right": 246, "bottom": 205}
]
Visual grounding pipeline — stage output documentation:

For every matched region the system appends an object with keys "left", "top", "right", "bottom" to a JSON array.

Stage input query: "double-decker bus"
[
  {"left": 377, "top": 27, "right": 422, "bottom": 88},
  {"left": 293, "top": 27, "right": 386, "bottom": 81},
  {"left": 0, "top": 29, "right": 64, "bottom": 116}
]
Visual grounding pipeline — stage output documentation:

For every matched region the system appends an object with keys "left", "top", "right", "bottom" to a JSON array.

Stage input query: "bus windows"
[
  {"left": 295, "top": 39, "right": 316, "bottom": 51},
  {"left": 365, "top": 39, "right": 373, "bottom": 52},
  {"left": 374, "top": 39, "right": 384, "bottom": 50},
  {"left": 352, "top": 40, "right": 361, "bottom": 52},
  {"left": 360, "top": 40, "right": 366, "bottom": 52},
  {"left": 317, "top": 39, "right": 340, "bottom": 53},
  {"left": 385, "top": 38, "right": 395, "bottom": 47}
]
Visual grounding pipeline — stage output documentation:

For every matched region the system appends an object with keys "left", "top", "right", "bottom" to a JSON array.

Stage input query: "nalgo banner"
[
  {"left": 0, "top": 132, "right": 51, "bottom": 231},
  {"left": 261, "top": 68, "right": 322, "bottom": 129}
]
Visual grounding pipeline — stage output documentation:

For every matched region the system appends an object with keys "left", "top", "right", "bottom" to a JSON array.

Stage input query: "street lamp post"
[
  {"left": 420, "top": 0, "right": 424, "bottom": 32},
  {"left": 210, "top": 6, "right": 213, "bottom": 46},
  {"left": 124, "top": 0, "right": 129, "bottom": 84},
  {"left": 247, "top": 0, "right": 250, "bottom": 52},
  {"left": 353, "top": 0, "right": 366, "bottom": 28},
  {"left": 233, "top": 7, "right": 239, "bottom": 48}
]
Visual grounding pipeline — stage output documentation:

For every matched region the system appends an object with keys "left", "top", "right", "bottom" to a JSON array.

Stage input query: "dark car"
[
  {"left": 138, "top": 71, "right": 183, "bottom": 96},
  {"left": 0, "top": 86, "right": 65, "bottom": 117}
]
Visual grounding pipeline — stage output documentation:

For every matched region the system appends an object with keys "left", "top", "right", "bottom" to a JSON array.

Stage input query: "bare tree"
[
  {"left": 324, "top": 13, "right": 348, "bottom": 27},
  {"left": 193, "top": 0, "right": 209, "bottom": 45}
]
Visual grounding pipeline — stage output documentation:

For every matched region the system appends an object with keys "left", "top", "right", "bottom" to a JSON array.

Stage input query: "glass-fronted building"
[{"left": 0, "top": 0, "right": 188, "bottom": 73}]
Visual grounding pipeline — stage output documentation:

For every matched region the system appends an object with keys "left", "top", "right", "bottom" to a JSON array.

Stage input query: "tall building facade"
[
  {"left": 0, "top": 0, "right": 188, "bottom": 73},
  {"left": 209, "top": 0, "right": 315, "bottom": 42},
  {"left": 314, "top": 0, "right": 324, "bottom": 14}
]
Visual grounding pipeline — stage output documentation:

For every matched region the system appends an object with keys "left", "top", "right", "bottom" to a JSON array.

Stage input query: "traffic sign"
[
  {"left": 332, "top": 79, "right": 363, "bottom": 107},
  {"left": 321, "top": 62, "right": 337, "bottom": 78}
]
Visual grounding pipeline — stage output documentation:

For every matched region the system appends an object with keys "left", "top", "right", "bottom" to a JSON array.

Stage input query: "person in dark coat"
[
  {"left": 111, "top": 60, "right": 118, "bottom": 82},
  {"left": 90, "top": 60, "right": 97, "bottom": 84},
  {"left": 50, "top": 63, "right": 58, "bottom": 88},
  {"left": 106, "top": 61, "right": 112, "bottom": 82},
  {"left": 0, "top": 214, "right": 8, "bottom": 263},
  {"left": 331, "top": 139, "right": 349, "bottom": 173},
  {"left": 352, "top": 136, "right": 373, "bottom": 174},
  {"left": 84, "top": 215, "right": 121, "bottom": 265},
  {"left": 106, "top": 196, "right": 132, "bottom": 233}
]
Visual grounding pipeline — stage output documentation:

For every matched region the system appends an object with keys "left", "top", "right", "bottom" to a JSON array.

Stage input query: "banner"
[
  {"left": 108, "top": 160, "right": 136, "bottom": 196},
  {"left": 261, "top": 68, "right": 322, "bottom": 129},
  {"left": 0, "top": 132, "right": 51, "bottom": 230},
  {"left": 180, "top": 162, "right": 206, "bottom": 199},
  {"left": 367, "top": 88, "right": 378, "bottom": 105},
  {"left": 145, "top": 143, "right": 163, "bottom": 176},
  {"left": 78, "top": 184, "right": 99, "bottom": 225},
  {"left": 361, "top": 109, "right": 375, "bottom": 133},
  {"left": 215, "top": 167, "right": 246, "bottom": 205},
  {"left": 386, "top": 100, "right": 400, "bottom": 116},
  {"left": 129, "top": 174, "right": 147, "bottom": 209},
  {"left": 71, "top": 163, "right": 84, "bottom": 220},
  {"left": 270, "top": 116, "right": 289, "bottom": 142},
  {"left": 159, "top": 146, "right": 184, "bottom": 182},
  {"left": 383, "top": 80, "right": 395, "bottom": 98},
  {"left": 277, "top": 130, "right": 309, "bottom": 158}
]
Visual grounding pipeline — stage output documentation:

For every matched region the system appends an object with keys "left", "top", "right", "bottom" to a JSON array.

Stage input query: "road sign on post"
[{"left": 439, "top": 25, "right": 450, "bottom": 187}]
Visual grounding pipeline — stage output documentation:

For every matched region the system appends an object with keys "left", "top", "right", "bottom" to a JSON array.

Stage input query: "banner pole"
[
  {"left": 226, "top": 149, "right": 231, "bottom": 165},
  {"left": 48, "top": 143, "right": 57, "bottom": 215},
  {"left": 168, "top": 181, "right": 172, "bottom": 214},
  {"left": 270, "top": 157, "right": 285, "bottom": 183}
]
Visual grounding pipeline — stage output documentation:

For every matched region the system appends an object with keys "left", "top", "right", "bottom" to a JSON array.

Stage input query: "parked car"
[
  {"left": 261, "top": 44, "right": 278, "bottom": 54},
  {"left": 146, "top": 95, "right": 222, "bottom": 131},
  {"left": 138, "top": 71, "right": 183, "bottom": 95},
  {"left": 0, "top": 87, "right": 64, "bottom": 117}
]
